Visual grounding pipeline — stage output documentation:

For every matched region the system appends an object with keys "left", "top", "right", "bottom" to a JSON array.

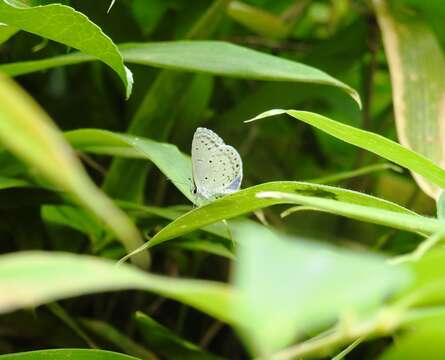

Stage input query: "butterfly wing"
[{"left": 192, "top": 128, "right": 242, "bottom": 200}]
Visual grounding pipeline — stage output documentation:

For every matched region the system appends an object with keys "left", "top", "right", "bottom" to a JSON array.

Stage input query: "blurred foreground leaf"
[
  {"left": 0, "top": 251, "right": 235, "bottom": 323},
  {"left": 233, "top": 222, "right": 410, "bottom": 355},
  {"left": 0, "top": 76, "right": 147, "bottom": 266}
]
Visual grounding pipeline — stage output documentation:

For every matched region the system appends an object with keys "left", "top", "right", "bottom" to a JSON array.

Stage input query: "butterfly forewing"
[{"left": 192, "top": 127, "right": 242, "bottom": 200}]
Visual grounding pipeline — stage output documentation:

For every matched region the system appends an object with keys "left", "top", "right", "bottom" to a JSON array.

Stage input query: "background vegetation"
[{"left": 0, "top": 0, "right": 445, "bottom": 359}]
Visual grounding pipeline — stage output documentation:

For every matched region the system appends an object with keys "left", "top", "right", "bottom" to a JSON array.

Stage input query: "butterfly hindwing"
[{"left": 192, "top": 127, "right": 242, "bottom": 201}]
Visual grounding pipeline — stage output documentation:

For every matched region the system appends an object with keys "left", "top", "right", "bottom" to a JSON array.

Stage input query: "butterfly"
[{"left": 191, "top": 127, "right": 243, "bottom": 205}]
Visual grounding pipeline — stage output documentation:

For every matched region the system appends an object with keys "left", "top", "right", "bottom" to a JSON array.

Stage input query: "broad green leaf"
[
  {"left": 227, "top": 1, "right": 289, "bottom": 39},
  {"left": 0, "top": 42, "right": 360, "bottom": 106},
  {"left": 119, "top": 181, "right": 432, "bottom": 262},
  {"left": 248, "top": 110, "right": 445, "bottom": 191},
  {"left": 0, "top": 251, "right": 235, "bottom": 323},
  {"left": 135, "top": 311, "right": 224, "bottom": 360},
  {"left": 0, "top": 76, "right": 148, "bottom": 267},
  {"left": 233, "top": 222, "right": 410, "bottom": 355},
  {"left": 81, "top": 318, "right": 157, "bottom": 360},
  {"left": 0, "top": 0, "right": 132, "bottom": 98},
  {"left": 0, "top": 349, "right": 139, "bottom": 359},
  {"left": 378, "top": 326, "right": 445, "bottom": 360},
  {"left": 121, "top": 41, "right": 358, "bottom": 102},
  {"left": 373, "top": 0, "right": 445, "bottom": 199}
]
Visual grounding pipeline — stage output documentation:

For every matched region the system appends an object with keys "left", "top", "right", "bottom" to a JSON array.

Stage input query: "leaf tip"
[
  {"left": 124, "top": 66, "right": 133, "bottom": 100},
  {"left": 245, "top": 109, "right": 287, "bottom": 123}
]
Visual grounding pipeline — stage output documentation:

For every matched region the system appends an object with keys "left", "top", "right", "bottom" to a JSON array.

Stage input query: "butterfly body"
[{"left": 191, "top": 127, "right": 243, "bottom": 205}]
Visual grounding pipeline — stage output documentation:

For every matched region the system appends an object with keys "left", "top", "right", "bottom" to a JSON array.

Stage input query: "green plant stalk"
[{"left": 307, "top": 163, "right": 401, "bottom": 184}]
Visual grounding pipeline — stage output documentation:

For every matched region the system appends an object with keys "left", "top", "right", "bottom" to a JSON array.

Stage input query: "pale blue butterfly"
[{"left": 191, "top": 127, "right": 243, "bottom": 205}]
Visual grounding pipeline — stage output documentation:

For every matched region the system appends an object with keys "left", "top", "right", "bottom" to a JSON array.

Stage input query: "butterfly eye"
[{"left": 192, "top": 187, "right": 197, "bottom": 195}]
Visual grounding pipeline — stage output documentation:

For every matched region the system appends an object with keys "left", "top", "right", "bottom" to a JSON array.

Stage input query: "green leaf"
[
  {"left": 0, "top": 76, "right": 148, "bottom": 267},
  {"left": 0, "top": 41, "right": 359, "bottom": 106},
  {"left": 247, "top": 110, "right": 445, "bottom": 191},
  {"left": 81, "top": 318, "right": 157, "bottom": 360},
  {"left": 0, "top": 349, "right": 139, "bottom": 359},
  {"left": 0, "top": 0, "right": 132, "bottom": 98},
  {"left": 135, "top": 311, "right": 224, "bottom": 360},
  {"left": 378, "top": 326, "right": 445, "bottom": 360},
  {"left": 256, "top": 190, "right": 440, "bottom": 233},
  {"left": 233, "top": 222, "right": 410, "bottom": 355},
  {"left": 373, "top": 0, "right": 445, "bottom": 199},
  {"left": 65, "top": 129, "right": 194, "bottom": 202},
  {"left": 0, "top": 251, "right": 235, "bottom": 324},
  {"left": 119, "top": 181, "right": 431, "bottom": 262}
]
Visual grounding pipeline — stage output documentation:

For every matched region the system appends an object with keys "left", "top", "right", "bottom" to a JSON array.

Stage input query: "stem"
[
  {"left": 331, "top": 337, "right": 364, "bottom": 360},
  {"left": 308, "top": 163, "right": 401, "bottom": 185}
]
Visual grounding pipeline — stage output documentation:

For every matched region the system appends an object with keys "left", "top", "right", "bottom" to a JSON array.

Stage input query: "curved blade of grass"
[
  {"left": 0, "top": 349, "right": 139, "bottom": 359},
  {"left": 0, "top": 251, "right": 235, "bottom": 324},
  {"left": 119, "top": 181, "right": 435, "bottom": 262},
  {"left": 257, "top": 190, "right": 441, "bottom": 232},
  {"left": 0, "top": 0, "right": 132, "bottom": 98},
  {"left": 0, "top": 41, "right": 359, "bottom": 106},
  {"left": 135, "top": 311, "right": 224, "bottom": 360},
  {"left": 0, "top": 76, "right": 148, "bottom": 267},
  {"left": 247, "top": 110, "right": 445, "bottom": 191},
  {"left": 373, "top": 0, "right": 445, "bottom": 199}
]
